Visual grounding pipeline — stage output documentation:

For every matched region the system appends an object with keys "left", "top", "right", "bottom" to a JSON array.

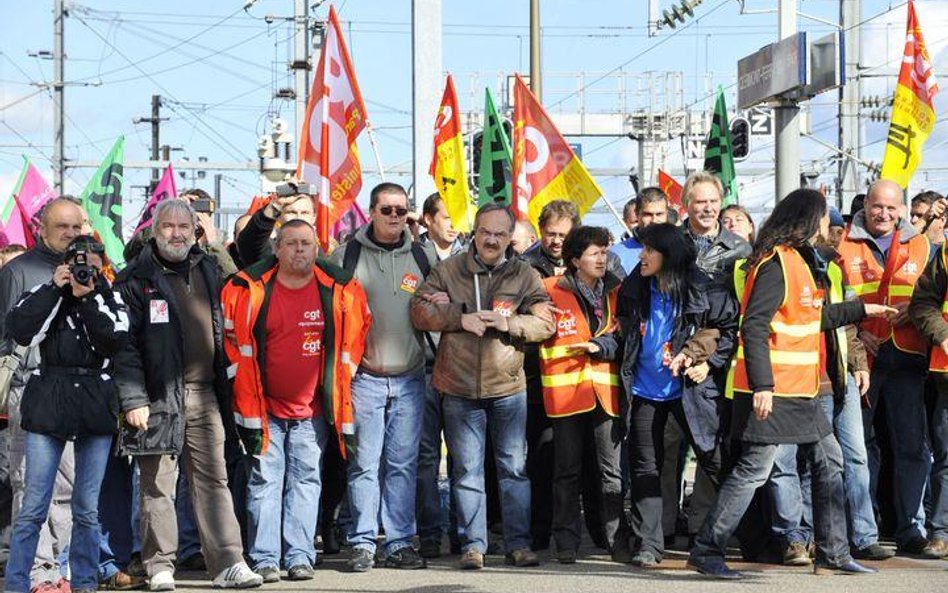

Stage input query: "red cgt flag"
[
  {"left": 297, "top": 5, "right": 367, "bottom": 251},
  {"left": 657, "top": 169, "right": 684, "bottom": 215}
]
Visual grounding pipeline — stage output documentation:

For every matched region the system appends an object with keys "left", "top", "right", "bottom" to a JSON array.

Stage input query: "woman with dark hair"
[
  {"left": 539, "top": 226, "right": 628, "bottom": 564},
  {"left": 614, "top": 223, "right": 738, "bottom": 567},
  {"left": 688, "top": 189, "right": 896, "bottom": 579},
  {"left": 720, "top": 204, "right": 756, "bottom": 244}
]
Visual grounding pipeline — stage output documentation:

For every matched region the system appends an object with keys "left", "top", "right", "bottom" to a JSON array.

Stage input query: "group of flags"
[{"left": 4, "top": 1, "right": 939, "bottom": 259}]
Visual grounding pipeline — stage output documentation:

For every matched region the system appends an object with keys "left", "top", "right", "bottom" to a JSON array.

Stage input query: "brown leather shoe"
[
  {"left": 459, "top": 548, "right": 484, "bottom": 570},
  {"left": 921, "top": 538, "right": 948, "bottom": 559},
  {"left": 100, "top": 571, "right": 147, "bottom": 591},
  {"left": 505, "top": 548, "right": 540, "bottom": 567}
]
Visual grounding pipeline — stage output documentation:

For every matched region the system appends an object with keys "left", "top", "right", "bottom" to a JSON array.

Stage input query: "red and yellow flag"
[
  {"left": 512, "top": 75, "right": 603, "bottom": 229},
  {"left": 881, "top": 0, "right": 939, "bottom": 188},
  {"left": 657, "top": 169, "right": 684, "bottom": 216},
  {"left": 429, "top": 74, "right": 474, "bottom": 233},
  {"left": 297, "top": 5, "right": 367, "bottom": 251}
]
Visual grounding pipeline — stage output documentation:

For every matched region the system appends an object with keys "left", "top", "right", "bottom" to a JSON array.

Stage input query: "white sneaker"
[
  {"left": 212, "top": 562, "right": 264, "bottom": 589},
  {"left": 149, "top": 571, "right": 176, "bottom": 592}
]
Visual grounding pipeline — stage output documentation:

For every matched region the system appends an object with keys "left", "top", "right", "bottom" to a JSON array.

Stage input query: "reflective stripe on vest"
[
  {"left": 539, "top": 277, "right": 621, "bottom": 418},
  {"left": 837, "top": 229, "right": 929, "bottom": 356},
  {"left": 732, "top": 246, "right": 822, "bottom": 398}
]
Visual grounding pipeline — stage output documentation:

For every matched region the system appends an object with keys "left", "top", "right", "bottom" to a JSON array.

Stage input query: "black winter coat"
[
  {"left": 6, "top": 278, "right": 129, "bottom": 439},
  {"left": 113, "top": 243, "right": 235, "bottom": 455},
  {"left": 616, "top": 266, "right": 739, "bottom": 452}
]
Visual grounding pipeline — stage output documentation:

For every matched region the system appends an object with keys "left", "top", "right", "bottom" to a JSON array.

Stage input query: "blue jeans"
[
  {"left": 442, "top": 392, "right": 531, "bottom": 554},
  {"left": 98, "top": 449, "right": 134, "bottom": 581},
  {"left": 767, "top": 444, "right": 812, "bottom": 547},
  {"left": 931, "top": 378, "right": 948, "bottom": 542},
  {"left": 864, "top": 348, "right": 931, "bottom": 545},
  {"left": 175, "top": 470, "right": 201, "bottom": 562},
  {"left": 247, "top": 415, "right": 328, "bottom": 569},
  {"left": 346, "top": 367, "right": 425, "bottom": 554},
  {"left": 821, "top": 380, "right": 879, "bottom": 549},
  {"left": 7, "top": 432, "right": 112, "bottom": 592},
  {"left": 416, "top": 373, "right": 444, "bottom": 547},
  {"left": 691, "top": 434, "right": 851, "bottom": 567}
]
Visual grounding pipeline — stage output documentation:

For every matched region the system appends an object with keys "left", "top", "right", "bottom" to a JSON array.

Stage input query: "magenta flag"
[
  {"left": 331, "top": 201, "right": 369, "bottom": 244},
  {"left": 1, "top": 157, "right": 56, "bottom": 248},
  {"left": 134, "top": 164, "right": 177, "bottom": 235}
]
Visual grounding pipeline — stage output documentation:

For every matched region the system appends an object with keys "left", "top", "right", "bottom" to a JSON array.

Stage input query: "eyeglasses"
[{"left": 379, "top": 206, "right": 409, "bottom": 217}]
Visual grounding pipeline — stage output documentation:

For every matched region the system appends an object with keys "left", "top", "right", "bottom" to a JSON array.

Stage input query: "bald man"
[
  {"left": 837, "top": 179, "right": 934, "bottom": 557},
  {"left": 0, "top": 197, "right": 84, "bottom": 590}
]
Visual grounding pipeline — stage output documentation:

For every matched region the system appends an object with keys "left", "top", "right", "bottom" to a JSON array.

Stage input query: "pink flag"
[
  {"left": 134, "top": 164, "right": 177, "bottom": 235},
  {"left": 331, "top": 201, "right": 369, "bottom": 244},
  {"left": 1, "top": 157, "right": 56, "bottom": 248}
]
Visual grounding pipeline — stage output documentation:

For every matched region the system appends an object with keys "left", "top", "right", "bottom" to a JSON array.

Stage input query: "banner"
[
  {"left": 703, "top": 86, "right": 740, "bottom": 205},
  {"left": 80, "top": 136, "right": 125, "bottom": 267},
  {"left": 134, "top": 164, "right": 177, "bottom": 235},
  {"left": 478, "top": 87, "right": 513, "bottom": 207},
  {"left": 512, "top": 75, "right": 603, "bottom": 229},
  {"left": 297, "top": 4, "right": 367, "bottom": 252},
  {"left": 881, "top": 0, "right": 939, "bottom": 188},
  {"left": 1, "top": 156, "right": 56, "bottom": 247},
  {"left": 331, "top": 201, "right": 369, "bottom": 244},
  {"left": 657, "top": 169, "right": 684, "bottom": 216},
  {"left": 429, "top": 74, "right": 474, "bottom": 233}
]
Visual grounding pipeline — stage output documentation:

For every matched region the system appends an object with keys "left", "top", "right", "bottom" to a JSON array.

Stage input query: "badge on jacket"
[
  {"left": 400, "top": 272, "right": 419, "bottom": 294},
  {"left": 493, "top": 300, "right": 514, "bottom": 318},
  {"left": 556, "top": 309, "right": 577, "bottom": 337},
  {"left": 150, "top": 299, "right": 169, "bottom": 324}
]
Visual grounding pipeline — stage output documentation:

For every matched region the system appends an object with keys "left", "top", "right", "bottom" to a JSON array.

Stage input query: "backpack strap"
[{"left": 342, "top": 240, "right": 363, "bottom": 274}]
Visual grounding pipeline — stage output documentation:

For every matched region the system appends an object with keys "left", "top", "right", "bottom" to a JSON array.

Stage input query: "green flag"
[
  {"left": 80, "top": 136, "right": 126, "bottom": 267},
  {"left": 703, "top": 86, "right": 740, "bottom": 205},
  {"left": 477, "top": 88, "right": 513, "bottom": 207}
]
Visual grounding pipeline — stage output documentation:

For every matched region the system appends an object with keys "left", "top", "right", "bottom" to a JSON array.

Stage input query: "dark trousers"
[
  {"left": 628, "top": 397, "right": 722, "bottom": 560},
  {"left": 526, "top": 401, "right": 555, "bottom": 549},
  {"left": 691, "top": 433, "right": 851, "bottom": 566},
  {"left": 551, "top": 407, "right": 627, "bottom": 552},
  {"left": 319, "top": 433, "right": 347, "bottom": 543}
]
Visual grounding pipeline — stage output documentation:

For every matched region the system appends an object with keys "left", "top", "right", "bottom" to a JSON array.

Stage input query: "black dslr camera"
[{"left": 70, "top": 250, "right": 96, "bottom": 286}]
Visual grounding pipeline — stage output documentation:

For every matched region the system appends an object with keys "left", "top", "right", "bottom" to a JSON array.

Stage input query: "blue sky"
[{"left": 2, "top": 0, "right": 947, "bottom": 235}]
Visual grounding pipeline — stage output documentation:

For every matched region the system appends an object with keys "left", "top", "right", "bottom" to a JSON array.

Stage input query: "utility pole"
[
  {"left": 52, "top": 0, "right": 65, "bottom": 194},
  {"left": 774, "top": 0, "right": 800, "bottom": 202},
  {"left": 838, "top": 0, "right": 862, "bottom": 212},
  {"left": 530, "top": 0, "right": 541, "bottom": 101},
  {"left": 292, "top": 0, "right": 309, "bottom": 144},
  {"left": 133, "top": 95, "right": 164, "bottom": 194},
  {"left": 411, "top": 0, "right": 442, "bottom": 206}
]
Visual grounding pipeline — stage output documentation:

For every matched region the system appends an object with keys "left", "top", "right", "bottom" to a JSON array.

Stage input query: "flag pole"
[
  {"left": 365, "top": 120, "right": 386, "bottom": 182},
  {"left": 597, "top": 194, "right": 632, "bottom": 238}
]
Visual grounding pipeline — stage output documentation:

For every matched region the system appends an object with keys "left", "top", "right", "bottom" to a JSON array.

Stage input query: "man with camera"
[
  {"left": 4, "top": 235, "right": 131, "bottom": 593},
  {"left": 237, "top": 181, "right": 317, "bottom": 267},
  {"left": 0, "top": 197, "right": 84, "bottom": 592}
]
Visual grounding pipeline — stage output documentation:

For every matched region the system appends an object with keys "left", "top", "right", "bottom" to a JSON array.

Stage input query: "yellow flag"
[
  {"left": 881, "top": 0, "right": 939, "bottom": 188},
  {"left": 429, "top": 74, "right": 474, "bottom": 233}
]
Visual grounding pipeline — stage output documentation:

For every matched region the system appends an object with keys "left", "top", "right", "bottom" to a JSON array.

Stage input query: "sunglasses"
[{"left": 379, "top": 206, "right": 409, "bottom": 217}]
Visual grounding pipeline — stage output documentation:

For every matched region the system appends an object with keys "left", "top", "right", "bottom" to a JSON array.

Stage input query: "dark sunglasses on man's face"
[{"left": 379, "top": 206, "right": 409, "bottom": 217}]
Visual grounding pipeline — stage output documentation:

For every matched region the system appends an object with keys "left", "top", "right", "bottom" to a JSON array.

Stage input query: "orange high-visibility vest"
[
  {"left": 837, "top": 228, "right": 929, "bottom": 357},
  {"left": 732, "top": 246, "right": 823, "bottom": 398},
  {"left": 539, "top": 277, "right": 621, "bottom": 418},
  {"left": 929, "top": 243, "right": 948, "bottom": 372}
]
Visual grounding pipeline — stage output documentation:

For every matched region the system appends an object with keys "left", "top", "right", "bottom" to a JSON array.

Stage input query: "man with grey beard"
[{"left": 114, "top": 199, "right": 262, "bottom": 591}]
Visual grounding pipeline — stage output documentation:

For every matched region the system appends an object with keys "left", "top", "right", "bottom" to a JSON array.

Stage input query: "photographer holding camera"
[{"left": 4, "top": 235, "right": 130, "bottom": 593}]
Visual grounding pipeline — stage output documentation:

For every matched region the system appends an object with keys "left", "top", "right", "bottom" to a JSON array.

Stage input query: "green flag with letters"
[
  {"left": 477, "top": 88, "right": 513, "bottom": 206},
  {"left": 80, "top": 136, "right": 126, "bottom": 267},
  {"left": 703, "top": 86, "right": 739, "bottom": 205}
]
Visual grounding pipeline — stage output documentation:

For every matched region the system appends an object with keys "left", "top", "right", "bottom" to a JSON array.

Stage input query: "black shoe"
[
  {"left": 320, "top": 524, "right": 341, "bottom": 555},
  {"left": 898, "top": 536, "right": 930, "bottom": 556},
  {"left": 813, "top": 560, "right": 878, "bottom": 575},
  {"left": 175, "top": 553, "right": 206, "bottom": 572},
  {"left": 346, "top": 548, "right": 375, "bottom": 573},
  {"left": 852, "top": 543, "right": 895, "bottom": 561},
  {"left": 686, "top": 556, "right": 742, "bottom": 580},
  {"left": 630, "top": 551, "right": 659, "bottom": 568},
  {"left": 556, "top": 549, "right": 577, "bottom": 564},
  {"left": 286, "top": 564, "right": 314, "bottom": 581},
  {"left": 384, "top": 547, "right": 427, "bottom": 570}
]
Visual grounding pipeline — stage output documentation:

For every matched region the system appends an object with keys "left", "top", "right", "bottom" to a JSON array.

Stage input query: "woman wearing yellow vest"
[
  {"left": 539, "top": 226, "right": 627, "bottom": 564},
  {"left": 688, "top": 189, "right": 896, "bottom": 580},
  {"left": 615, "top": 223, "right": 739, "bottom": 568}
]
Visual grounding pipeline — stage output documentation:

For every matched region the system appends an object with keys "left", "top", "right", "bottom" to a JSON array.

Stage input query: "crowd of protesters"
[{"left": 0, "top": 171, "right": 946, "bottom": 591}]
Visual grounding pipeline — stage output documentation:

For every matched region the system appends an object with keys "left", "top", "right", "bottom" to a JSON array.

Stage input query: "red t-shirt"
[{"left": 264, "top": 278, "right": 325, "bottom": 419}]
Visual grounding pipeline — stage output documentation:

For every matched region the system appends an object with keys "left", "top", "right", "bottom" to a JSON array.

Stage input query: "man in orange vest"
[
  {"left": 221, "top": 219, "right": 371, "bottom": 580},
  {"left": 837, "top": 178, "right": 933, "bottom": 555}
]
